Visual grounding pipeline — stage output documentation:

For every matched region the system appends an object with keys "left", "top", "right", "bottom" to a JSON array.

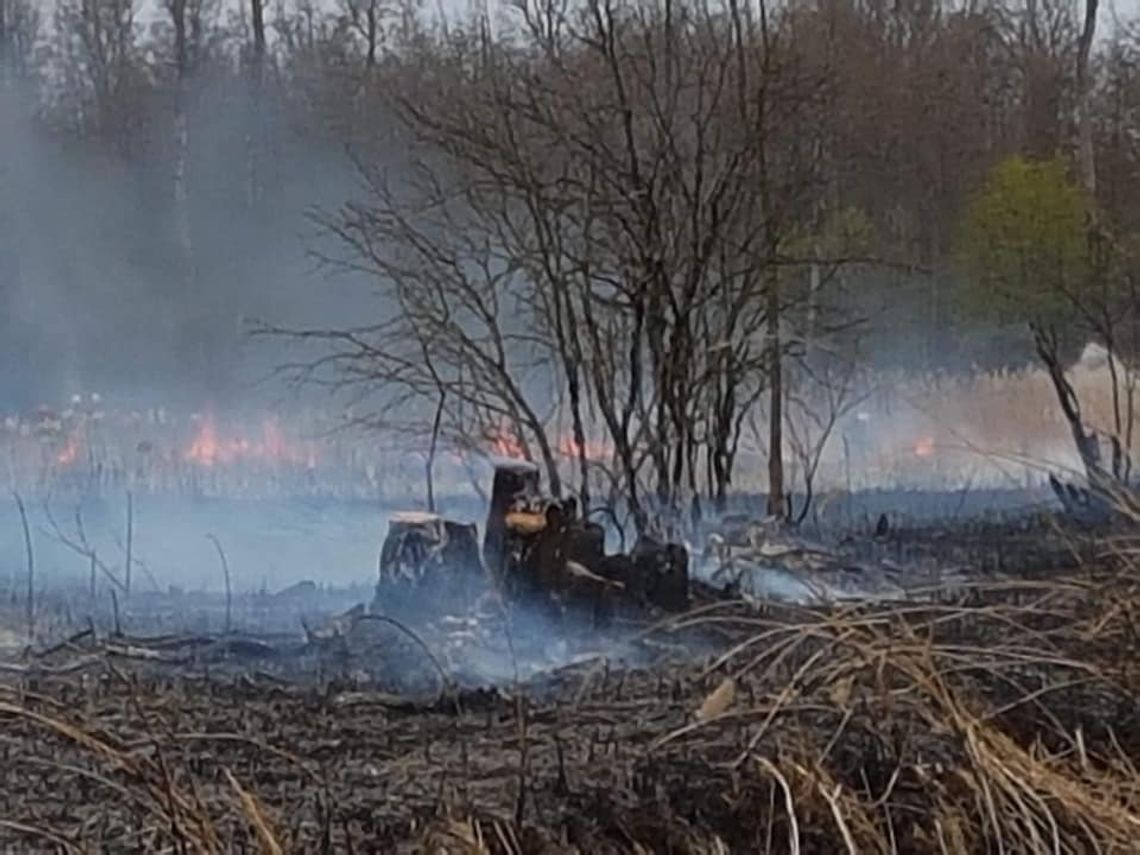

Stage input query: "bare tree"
[
  {"left": 265, "top": 0, "right": 860, "bottom": 535},
  {"left": 155, "top": 0, "right": 222, "bottom": 382},
  {"left": 342, "top": 0, "right": 384, "bottom": 68},
  {"left": 48, "top": 0, "right": 142, "bottom": 145},
  {"left": 0, "top": 0, "right": 38, "bottom": 84}
]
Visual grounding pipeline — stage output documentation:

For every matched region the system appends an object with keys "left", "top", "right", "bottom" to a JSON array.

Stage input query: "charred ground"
[{"left": 2, "top": 512, "right": 1138, "bottom": 853}]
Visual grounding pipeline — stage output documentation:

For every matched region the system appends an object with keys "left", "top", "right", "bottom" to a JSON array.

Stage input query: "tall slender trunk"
[
  {"left": 170, "top": 1, "right": 199, "bottom": 380},
  {"left": 173, "top": 101, "right": 192, "bottom": 263},
  {"left": 567, "top": 364, "right": 590, "bottom": 512},
  {"left": 1032, "top": 323, "right": 1105, "bottom": 488},
  {"left": 426, "top": 390, "right": 445, "bottom": 512},
  {"left": 0, "top": 0, "right": 8, "bottom": 87},
  {"left": 1075, "top": 0, "right": 1098, "bottom": 197},
  {"left": 251, "top": 0, "right": 265, "bottom": 57},
  {"left": 766, "top": 265, "right": 786, "bottom": 519},
  {"left": 366, "top": 2, "right": 377, "bottom": 67},
  {"left": 247, "top": 0, "right": 267, "bottom": 209}
]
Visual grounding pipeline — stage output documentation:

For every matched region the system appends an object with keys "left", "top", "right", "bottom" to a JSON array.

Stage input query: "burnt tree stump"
[
  {"left": 373, "top": 512, "right": 483, "bottom": 620},
  {"left": 615, "top": 537, "right": 690, "bottom": 613},
  {"left": 565, "top": 520, "right": 606, "bottom": 569},
  {"left": 483, "top": 460, "right": 542, "bottom": 585}
]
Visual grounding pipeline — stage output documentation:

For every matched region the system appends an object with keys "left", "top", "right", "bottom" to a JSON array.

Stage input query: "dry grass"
[
  {"left": 1, "top": 550, "right": 1139, "bottom": 853},
  {"left": 4, "top": 364, "right": 1135, "bottom": 500},
  {"left": 733, "top": 363, "right": 1140, "bottom": 492}
]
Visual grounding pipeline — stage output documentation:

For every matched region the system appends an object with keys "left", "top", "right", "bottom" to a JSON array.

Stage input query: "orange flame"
[
  {"left": 913, "top": 436, "right": 935, "bottom": 458},
  {"left": 557, "top": 437, "right": 610, "bottom": 462},
  {"left": 489, "top": 433, "right": 525, "bottom": 458},
  {"left": 56, "top": 433, "right": 82, "bottom": 467},
  {"left": 485, "top": 421, "right": 526, "bottom": 459},
  {"left": 186, "top": 414, "right": 223, "bottom": 466},
  {"left": 184, "top": 413, "right": 318, "bottom": 468}
]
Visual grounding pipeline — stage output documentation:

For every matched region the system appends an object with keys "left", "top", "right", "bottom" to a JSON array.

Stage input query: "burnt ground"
[{"left": 1, "top": 515, "right": 1138, "bottom": 853}]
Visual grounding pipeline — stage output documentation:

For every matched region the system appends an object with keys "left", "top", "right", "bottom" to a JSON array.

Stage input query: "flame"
[
  {"left": 486, "top": 422, "right": 526, "bottom": 459},
  {"left": 913, "top": 436, "right": 935, "bottom": 458},
  {"left": 489, "top": 434, "right": 525, "bottom": 458},
  {"left": 485, "top": 429, "right": 610, "bottom": 462},
  {"left": 56, "top": 433, "right": 82, "bottom": 466},
  {"left": 184, "top": 413, "right": 318, "bottom": 468},
  {"left": 557, "top": 437, "right": 610, "bottom": 462}
]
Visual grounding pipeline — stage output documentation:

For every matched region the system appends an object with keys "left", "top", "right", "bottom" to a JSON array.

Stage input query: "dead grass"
[
  {"left": 732, "top": 364, "right": 1140, "bottom": 492},
  {"left": 1, "top": 554, "right": 1138, "bottom": 853},
  {"left": 6, "top": 364, "right": 1135, "bottom": 500}
]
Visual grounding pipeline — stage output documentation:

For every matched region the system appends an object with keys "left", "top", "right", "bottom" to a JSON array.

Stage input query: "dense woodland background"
[{"left": 2, "top": 0, "right": 1139, "bottom": 526}]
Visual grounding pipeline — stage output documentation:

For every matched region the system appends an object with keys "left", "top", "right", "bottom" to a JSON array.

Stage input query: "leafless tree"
[
  {"left": 0, "top": 0, "right": 38, "bottom": 84},
  {"left": 47, "top": 0, "right": 143, "bottom": 145}
]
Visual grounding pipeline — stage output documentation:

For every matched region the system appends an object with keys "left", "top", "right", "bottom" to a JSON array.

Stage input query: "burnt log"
[
  {"left": 1047, "top": 472, "right": 1117, "bottom": 525},
  {"left": 601, "top": 535, "right": 688, "bottom": 615},
  {"left": 565, "top": 520, "right": 606, "bottom": 569},
  {"left": 633, "top": 538, "right": 684, "bottom": 611},
  {"left": 373, "top": 512, "right": 483, "bottom": 619}
]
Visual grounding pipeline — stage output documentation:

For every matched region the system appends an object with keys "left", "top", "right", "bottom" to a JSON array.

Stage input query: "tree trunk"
[
  {"left": 247, "top": 0, "right": 267, "bottom": 209},
  {"left": 366, "top": 2, "right": 377, "bottom": 68},
  {"left": 567, "top": 364, "right": 590, "bottom": 513},
  {"left": 251, "top": 0, "right": 266, "bottom": 58},
  {"left": 766, "top": 266, "right": 786, "bottom": 519},
  {"left": 425, "top": 390, "right": 445, "bottom": 512},
  {"left": 1032, "top": 323, "right": 1106, "bottom": 487},
  {"left": 0, "top": 1, "right": 8, "bottom": 85},
  {"left": 1075, "top": 0, "right": 1098, "bottom": 196}
]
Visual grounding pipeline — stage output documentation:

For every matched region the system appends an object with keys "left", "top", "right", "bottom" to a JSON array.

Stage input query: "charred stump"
[
  {"left": 496, "top": 501, "right": 562, "bottom": 617},
  {"left": 494, "top": 500, "right": 623, "bottom": 629},
  {"left": 565, "top": 519, "right": 606, "bottom": 569},
  {"left": 610, "top": 537, "right": 691, "bottom": 613},
  {"left": 373, "top": 512, "right": 483, "bottom": 620},
  {"left": 482, "top": 460, "right": 541, "bottom": 586}
]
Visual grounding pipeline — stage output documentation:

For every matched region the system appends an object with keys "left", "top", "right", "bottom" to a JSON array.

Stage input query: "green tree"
[
  {"left": 960, "top": 156, "right": 1091, "bottom": 325},
  {"left": 959, "top": 155, "right": 1134, "bottom": 490}
]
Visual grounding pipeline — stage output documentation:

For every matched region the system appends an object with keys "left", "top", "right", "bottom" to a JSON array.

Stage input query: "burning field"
[
  {"left": 0, "top": 382, "right": 1138, "bottom": 852},
  {"left": 1, "top": 439, "right": 1139, "bottom": 852},
  {"left": 3, "top": 355, "right": 1133, "bottom": 504}
]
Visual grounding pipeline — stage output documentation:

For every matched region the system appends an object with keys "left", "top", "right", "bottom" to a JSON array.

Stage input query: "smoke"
[{"left": 0, "top": 72, "right": 376, "bottom": 411}]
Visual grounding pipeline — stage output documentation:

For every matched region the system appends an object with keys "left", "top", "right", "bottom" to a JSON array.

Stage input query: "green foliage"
[
  {"left": 958, "top": 156, "right": 1091, "bottom": 325},
  {"left": 785, "top": 205, "right": 875, "bottom": 263}
]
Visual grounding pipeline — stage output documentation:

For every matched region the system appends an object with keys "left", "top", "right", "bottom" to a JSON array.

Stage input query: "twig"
[
  {"left": 351, "top": 614, "right": 453, "bottom": 696},
  {"left": 224, "top": 768, "right": 283, "bottom": 854},
  {"left": 14, "top": 492, "right": 35, "bottom": 638},
  {"left": 207, "top": 534, "right": 233, "bottom": 635},
  {"left": 110, "top": 588, "right": 122, "bottom": 637},
  {"left": 39, "top": 500, "right": 126, "bottom": 593},
  {"left": 0, "top": 819, "right": 82, "bottom": 854},
  {"left": 125, "top": 491, "right": 134, "bottom": 597}
]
